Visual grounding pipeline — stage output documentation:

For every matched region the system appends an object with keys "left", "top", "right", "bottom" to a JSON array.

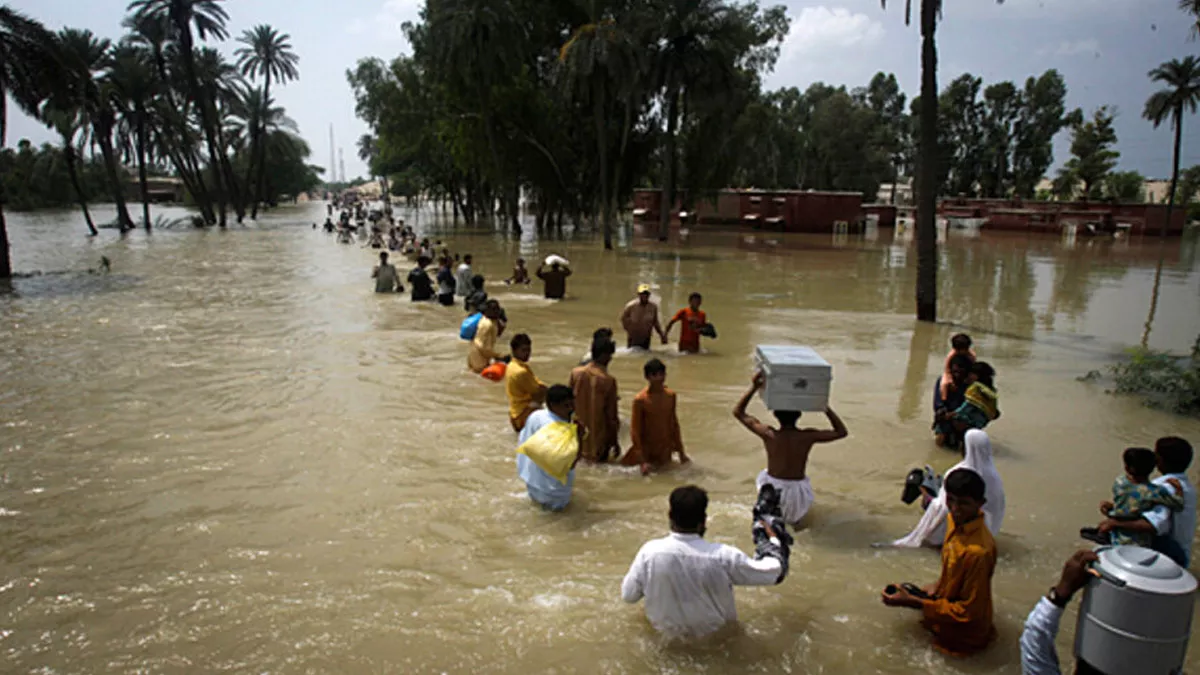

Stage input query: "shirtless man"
[{"left": 733, "top": 371, "right": 848, "bottom": 527}]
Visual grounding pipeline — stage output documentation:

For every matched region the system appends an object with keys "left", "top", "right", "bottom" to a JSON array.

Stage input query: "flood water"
[{"left": 2, "top": 203, "right": 1199, "bottom": 674}]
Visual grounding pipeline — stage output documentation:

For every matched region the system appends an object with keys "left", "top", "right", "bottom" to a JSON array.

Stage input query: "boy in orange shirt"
[
  {"left": 664, "top": 292, "right": 707, "bottom": 354},
  {"left": 621, "top": 359, "right": 690, "bottom": 474},
  {"left": 881, "top": 468, "right": 997, "bottom": 656}
]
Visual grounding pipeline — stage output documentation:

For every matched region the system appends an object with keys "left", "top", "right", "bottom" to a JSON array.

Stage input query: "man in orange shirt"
[
  {"left": 621, "top": 358, "right": 690, "bottom": 474},
  {"left": 664, "top": 292, "right": 707, "bottom": 354},
  {"left": 569, "top": 335, "right": 620, "bottom": 462},
  {"left": 881, "top": 468, "right": 997, "bottom": 656}
]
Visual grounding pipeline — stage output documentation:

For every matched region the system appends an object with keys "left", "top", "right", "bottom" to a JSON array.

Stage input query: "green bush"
[{"left": 1109, "top": 339, "right": 1200, "bottom": 416}]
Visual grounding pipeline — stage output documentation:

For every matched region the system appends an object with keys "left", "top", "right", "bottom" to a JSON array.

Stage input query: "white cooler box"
[{"left": 754, "top": 345, "right": 832, "bottom": 412}]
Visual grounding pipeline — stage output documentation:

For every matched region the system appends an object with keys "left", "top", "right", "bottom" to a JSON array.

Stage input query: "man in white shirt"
[
  {"left": 1099, "top": 436, "right": 1194, "bottom": 568},
  {"left": 456, "top": 255, "right": 474, "bottom": 297},
  {"left": 621, "top": 485, "right": 790, "bottom": 639}
]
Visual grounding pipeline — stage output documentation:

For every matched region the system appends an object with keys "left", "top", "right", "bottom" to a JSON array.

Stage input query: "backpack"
[{"left": 460, "top": 312, "right": 483, "bottom": 340}]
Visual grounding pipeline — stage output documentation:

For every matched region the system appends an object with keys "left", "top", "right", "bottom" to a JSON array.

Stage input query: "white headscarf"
[{"left": 892, "top": 429, "right": 1006, "bottom": 548}]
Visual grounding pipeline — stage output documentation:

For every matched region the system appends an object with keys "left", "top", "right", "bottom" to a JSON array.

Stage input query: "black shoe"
[{"left": 1079, "top": 527, "right": 1107, "bottom": 545}]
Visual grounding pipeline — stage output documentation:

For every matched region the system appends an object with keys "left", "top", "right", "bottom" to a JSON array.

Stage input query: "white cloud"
[
  {"left": 1054, "top": 38, "right": 1101, "bottom": 57},
  {"left": 347, "top": 0, "right": 422, "bottom": 46},
  {"left": 779, "top": 6, "right": 885, "bottom": 62}
]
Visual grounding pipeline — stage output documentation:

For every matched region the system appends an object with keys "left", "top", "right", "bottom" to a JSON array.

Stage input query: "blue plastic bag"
[{"left": 460, "top": 312, "right": 482, "bottom": 340}]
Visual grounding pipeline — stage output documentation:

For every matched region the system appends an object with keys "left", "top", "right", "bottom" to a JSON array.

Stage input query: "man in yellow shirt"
[
  {"left": 506, "top": 333, "right": 547, "bottom": 431},
  {"left": 468, "top": 300, "right": 505, "bottom": 373},
  {"left": 881, "top": 468, "right": 997, "bottom": 656}
]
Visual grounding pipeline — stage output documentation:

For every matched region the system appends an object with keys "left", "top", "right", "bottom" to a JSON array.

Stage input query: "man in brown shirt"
[
  {"left": 536, "top": 261, "right": 572, "bottom": 299},
  {"left": 621, "top": 358, "right": 689, "bottom": 474},
  {"left": 621, "top": 284, "right": 666, "bottom": 350},
  {"left": 569, "top": 335, "right": 620, "bottom": 462}
]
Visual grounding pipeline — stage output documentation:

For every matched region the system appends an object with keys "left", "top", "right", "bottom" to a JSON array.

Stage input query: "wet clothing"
[
  {"left": 621, "top": 532, "right": 782, "bottom": 639},
  {"left": 939, "top": 348, "right": 977, "bottom": 400},
  {"left": 407, "top": 267, "right": 435, "bottom": 301},
  {"left": 954, "top": 382, "right": 999, "bottom": 429},
  {"left": 894, "top": 430, "right": 1006, "bottom": 548},
  {"left": 621, "top": 299, "right": 660, "bottom": 347},
  {"left": 1019, "top": 597, "right": 1067, "bottom": 675},
  {"left": 537, "top": 267, "right": 570, "bottom": 299},
  {"left": 516, "top": 410, "right": 575, "bottom": 510},
  {"left": 569, "top": 363, "right": 619, "bottom": 462},
  {"left": 436, "top": 267, "right": 457, "bottom": 297},
  {"left": 455, "top": 264, "right": 473, "bottom": 297},
  {"left": 671, "top": 307, "right": 707, "bottom": 353},
  {"left": 437, "top": 293, "right": 455, "bottom": 306},
  {"left": 374, "top": 263, "right": 399, "bottom": 293},
  {"left": 505, "top": 358, "right": 546, "bottom": 432},
  {"left": 755, "top": 471, "right": 814, "bottom": 526},
  {"left": 468, "top": 317, "right": 501, "bottom": 373},
  {"left": 620, "top": 387, "right": 683, "bottom": 469},
  {"left": 1108, "top": 475, "right": 1183, "bottom": 547},
  {"left": 1143, "top": 472, "right": 1196, "bottom": 567},
  {"left": 921, "top": 515, "right": 997, "bottom": 656}
]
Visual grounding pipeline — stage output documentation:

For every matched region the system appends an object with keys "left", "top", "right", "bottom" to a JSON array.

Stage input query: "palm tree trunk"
[
  {"left": 251, "top": 73, "right": 272, "bottom": 220},
  {"left": 0, "top": 94, "right": 9, "bottom": 278},
  {"left": 136, "top": 114, "right": 152, "bottom": 230},
  {"left": 63, "top": 145, "right": 97, "bottom": 236},
  {"left": 96, "top": 122, "right": 135, "bottom": 230},
  {"left": 658, "top": 83, "right": 680, "bottom": 241},
  {"left": 915, "top": 0, "right": 939, "bottom": 323},
  {"left": 1163, "top": 109, "right": 1183, "bottom": 239},
  {"left": 1142, "top": 253, "right": 1165, "bottom": 348}
]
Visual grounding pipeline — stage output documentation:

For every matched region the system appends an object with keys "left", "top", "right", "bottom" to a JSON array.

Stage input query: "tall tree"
[
  {"left": 57, "top": 28, "right": 136, "bottom": 230},
  {"left": 1064, "top": 106, "right": 1119, "bottom": 200},
  {"left": 938, "top": 73, "right": 984, "bottom": 197},
  {"left": 235, "top": 24, "right": 298, "bottom": 220},
  {"left": 107, "top": 43, "right": 159, "bottom": 229},
  {"left": 651, "top": 0, "right": 786, "bottom": 240},
  {"left": 127, "top": 0, "right": 240, "bottom": 225},
  {"left": 978, "top": 80, "right": 1020, "bottom": 198},
  {"left": 39, "top": 103, "right": 98, "bottom": 235},
  {"left": 1011, "top": 70, "right": 1076, "bottom": 198},
  {"left": 1144, "top": 56, "right": 1200, "bottom": 238},
  {"left": 880, "top": 0, "right": 952, "bottom": 322},
  {"left": 865, "top": 72, "right": 908, "bottom": 203},
  {"left": 560, "top": 1, "right": 647, "bottom": 249}
]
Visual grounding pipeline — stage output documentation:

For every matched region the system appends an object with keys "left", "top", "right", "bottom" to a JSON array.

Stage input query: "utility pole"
[
  {"left": 328, "top": 124, "right": 336, "bottom": 184},
  {"left": 338, "top": 148, "right": 346, "bottom": 183}
]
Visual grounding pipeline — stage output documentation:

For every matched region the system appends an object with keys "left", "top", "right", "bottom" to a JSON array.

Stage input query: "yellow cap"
[{"left": 637, "top": 284, "right": 651, "bottom": 294}]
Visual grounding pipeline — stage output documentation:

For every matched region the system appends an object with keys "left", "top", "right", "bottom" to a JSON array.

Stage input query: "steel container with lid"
[{"left": 1074, "top": 546, "right": 1197, "bottom": 675}]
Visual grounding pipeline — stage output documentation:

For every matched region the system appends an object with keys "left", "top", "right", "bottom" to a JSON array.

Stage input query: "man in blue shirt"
[
  {"left": 1098, "top": 437, "right": 1194, "bottom": 568},
  {"left": 516, "top": 385, "right": 580, "bottom": 511}
]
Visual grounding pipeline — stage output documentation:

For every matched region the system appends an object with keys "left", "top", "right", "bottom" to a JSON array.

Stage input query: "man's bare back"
[{"left": 733, "top": 372, "right": 848, "bottom": 481}]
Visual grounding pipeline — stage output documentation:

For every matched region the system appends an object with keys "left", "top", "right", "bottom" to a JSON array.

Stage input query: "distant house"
[{"left": 124, "top": 176, "right": 185, "bottom": 203}]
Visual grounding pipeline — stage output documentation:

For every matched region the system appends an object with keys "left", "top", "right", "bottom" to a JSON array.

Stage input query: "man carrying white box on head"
[{"left": 733, "top": 347, "right": 848, "bottom": 527}]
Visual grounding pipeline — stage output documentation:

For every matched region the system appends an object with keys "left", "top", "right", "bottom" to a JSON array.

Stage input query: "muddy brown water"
[{"left": 2, "top": 204, "right": 1199, "bottom": 673}]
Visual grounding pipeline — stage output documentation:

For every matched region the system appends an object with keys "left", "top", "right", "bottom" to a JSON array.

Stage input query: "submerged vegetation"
[{"left": 1083, "top": 338, "right": 1200, "bottom": 417}]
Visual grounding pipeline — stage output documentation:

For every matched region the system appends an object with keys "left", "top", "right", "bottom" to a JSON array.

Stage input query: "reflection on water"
[{"left": 1, "top": 204, "right": 1199, "bottom": 674}]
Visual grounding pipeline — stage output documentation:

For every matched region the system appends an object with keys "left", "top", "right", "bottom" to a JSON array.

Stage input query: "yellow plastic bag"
[{"left": 516, "top": 421, "right": 580, "bottom": 484}]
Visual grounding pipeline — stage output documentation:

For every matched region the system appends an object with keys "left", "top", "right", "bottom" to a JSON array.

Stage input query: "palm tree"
[
  {"left": 194, "top": 46, "right": 242, "bottom": 224},
  {"left": 1182, "top": 0, "right": 1200, "bottom": 39},
  {"left": 876, "top": 1, "right": 938, "bottom": 321},
  {"left": 1, "top": 6, "right": 62, "bottom": 277},
  {"left": 235, "top": 24, "right": 299, "bottom": 220},
  {"left": 1143, "top": 56, "right": 1200, "bottom": 240},
  {"left": 122, "top": 11, "right": 216, "bottom": 225},
  {"left": 57, "top": 28, "right": 136, "bottom": 231},
  {"left": 126, "top": 0, "right": 240, "bottom": 224},
  {"left": 107, "top": 43, "right": 159, "bottom": 230},
  {"left": 39, "top": 103, "right": 98, "bottom": 235}
]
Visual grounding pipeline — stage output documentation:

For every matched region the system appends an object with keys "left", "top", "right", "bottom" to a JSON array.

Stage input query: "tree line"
[{"left": 0, "top": 0, "right": 323, "bottom": 277}]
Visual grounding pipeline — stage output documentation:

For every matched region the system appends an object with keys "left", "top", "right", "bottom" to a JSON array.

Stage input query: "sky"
[{"left": 4, "top": 0, "right": 1197, "bottom": 182}]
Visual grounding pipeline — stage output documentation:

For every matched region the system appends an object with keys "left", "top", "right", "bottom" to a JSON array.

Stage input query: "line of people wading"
[{"left": 326, "top": 201, "right": 1196, "bottom": 673}]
